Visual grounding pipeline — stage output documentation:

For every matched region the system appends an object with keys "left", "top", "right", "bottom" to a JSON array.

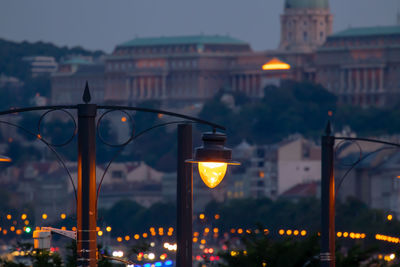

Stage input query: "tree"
[{"left": 218, "top": 232, "right": 381, "bottom": 267}]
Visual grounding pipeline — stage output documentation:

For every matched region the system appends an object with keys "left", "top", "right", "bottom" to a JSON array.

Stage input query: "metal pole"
[
  {"left": 176, "top": 124, "right": 193, "bottom": 267},
  {"left": 321, "top": 121, "right": 335, "bottom": 267},
  {"left": 77, "top": 84, "right": 97, "bottom": 267}
]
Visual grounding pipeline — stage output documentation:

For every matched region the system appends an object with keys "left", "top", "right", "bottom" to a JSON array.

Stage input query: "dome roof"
[{"left": 285, "top": 0, "right": 329, "bottom": 9}]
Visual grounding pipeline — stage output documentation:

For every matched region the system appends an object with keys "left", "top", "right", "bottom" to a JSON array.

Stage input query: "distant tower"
[
  {"left": 397, "top": 11, "right": 400, "bottom": 25},
  {"left": 397, "top": 8, "right": 400, "bottom": 25},
  {"left": 279, "top": 0, "right": 333, "bottom": 52}
]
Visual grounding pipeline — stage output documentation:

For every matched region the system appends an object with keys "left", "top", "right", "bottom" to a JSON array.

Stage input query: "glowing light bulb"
[{"left": 198, "top": 162, "right": 227, "bottom": 188}]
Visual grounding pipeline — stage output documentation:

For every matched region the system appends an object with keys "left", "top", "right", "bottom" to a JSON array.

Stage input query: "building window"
[
  {"left": 303, "top": 32, "right": 308, "bottom": 41},
  {"left": 320, "top": 32, "right": 324, "bottom": 39},
  {"left": 112, "top": 171, "right": 124, "bottom": 179},
  {"left": 257, "top": 148, "right": 265, "bottom": 157}
]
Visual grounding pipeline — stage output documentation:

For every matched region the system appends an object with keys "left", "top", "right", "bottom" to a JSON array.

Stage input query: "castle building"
[
  {"left": 316, "top": 26, "right": 400, "bottom": 107},
  {"left": 279, "top": 0, "right": 333, "bottom": 52},
  {"left": 103, "top": 36, "right": 251, "bottom": 106},
  {"left": 51, "top": 0, "right": 400, "bottom": 108}
]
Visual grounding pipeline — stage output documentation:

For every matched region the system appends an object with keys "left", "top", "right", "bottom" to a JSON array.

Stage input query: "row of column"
[
  {"left": 340, "top": 68, "right": 384, "bottom": 93},
  {"left": 231, "top": 74, "right": 262, "bottom": 97},
  {"left": 126, "top": 76, "right": 167, "bottom": 100}
]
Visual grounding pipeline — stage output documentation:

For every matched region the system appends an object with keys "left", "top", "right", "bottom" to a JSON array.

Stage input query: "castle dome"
[{"left": 285, "top": 0, "right": 329, "bottom": 9}]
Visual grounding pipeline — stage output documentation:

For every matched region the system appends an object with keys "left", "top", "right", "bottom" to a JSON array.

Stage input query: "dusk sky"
[{"left": 0, "top": 0, "right": 397, "bottom": 53}]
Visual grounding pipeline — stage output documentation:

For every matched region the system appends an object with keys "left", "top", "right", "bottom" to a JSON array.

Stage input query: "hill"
[{"left": 0, "top": 38, "right": 104, "bottom": 80}]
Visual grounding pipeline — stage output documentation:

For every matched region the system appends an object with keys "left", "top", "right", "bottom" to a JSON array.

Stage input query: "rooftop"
[
  {"left": 62, "top": 58, "right": 93, "bottom": 65},
  {"left": 331, "top": 25, "right": 400, "bottom": 38},
  {"left": 281, "top": 181, "right": 319, "bottom": 198},
  {"left": 118, "top": 35, "right": 247, "bottom": 48},
  {"left": 285, "top": 0, "right": 329, "bottom": 9}
]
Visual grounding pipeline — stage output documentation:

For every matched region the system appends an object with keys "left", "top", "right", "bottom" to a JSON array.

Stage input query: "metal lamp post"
[
  {"left": 320, "top": 121, "right": 400, "bottom": 267},
  {"left": 0, "top": 83, "right": 237, "bottom": 267}
]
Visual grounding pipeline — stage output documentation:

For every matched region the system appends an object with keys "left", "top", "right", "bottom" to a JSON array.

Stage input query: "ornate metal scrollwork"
[
  {"left": 334, "top": 138, "right": 397, "bottom": 194},
  {"left": 38, "top": 108, "right": 77, "bottom": 147},
  {"left": 96, "top": 109, "right": 135, "bottom": 147}
]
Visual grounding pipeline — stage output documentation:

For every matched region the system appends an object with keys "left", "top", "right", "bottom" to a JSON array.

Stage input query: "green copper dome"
[{"left": 285, "top": 0, "right": 329, "bottom": 9}]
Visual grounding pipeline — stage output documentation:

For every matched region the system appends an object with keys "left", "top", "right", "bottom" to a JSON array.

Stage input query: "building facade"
[
  {"left": 316, "top": 26, "right": 400, "bottom": 107},
  {"left": 279, "top": 0, "right": 333, "bottom": 52},
  {"left": 51, "top": 0, "right": 400, "bottom": 108}
]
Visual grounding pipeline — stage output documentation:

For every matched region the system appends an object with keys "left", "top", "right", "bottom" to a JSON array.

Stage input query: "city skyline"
[{"left": 0, "top": 0, "right": 397, "bottom": 53}]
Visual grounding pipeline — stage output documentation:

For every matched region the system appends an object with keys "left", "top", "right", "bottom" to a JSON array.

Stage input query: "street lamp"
[
  {"left": 320, "top": 121, "right": 400, "bottom": 267},
  {"left": 188, "top": 131, "right": 240, "bottom": 188},
  {"left": 0, "top": 82, "right": 237, "bottom": 267}
]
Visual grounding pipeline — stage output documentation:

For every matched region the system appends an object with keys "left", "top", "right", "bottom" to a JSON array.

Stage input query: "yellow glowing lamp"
[
  {"left": 262, "top": 57, "right": 291, "bottom": 70},
  {"left": 198, "top": 162, "right": 227, "bottom": 188},
  {"left": 187, "top": 131, "right": 239, "bottom": 188}
]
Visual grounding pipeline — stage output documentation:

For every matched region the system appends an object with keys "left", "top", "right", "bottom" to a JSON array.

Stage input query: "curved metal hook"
[
  {"left": 335, "top": 146, "right": 398, "bottom": 195},
  {"left": 0, "top": 120, "right": 78, "bottom": 205},
  {"left": 95, "top": 120, "right": 197, "bottom": 212},
  {"left": 98, "top": 105, "right": 225, "bottom": 130},
  {"left": 96, "top": 109, "right": 135, "bottom": 147},
  {"left": 334, "top": 139, "right": 362, "bottom": 167},
  {"left": 38, "top": 108, "right": 77, "bottom": 147}
]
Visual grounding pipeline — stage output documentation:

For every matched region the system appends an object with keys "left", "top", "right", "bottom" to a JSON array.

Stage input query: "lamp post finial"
[
  {"left": 325, "top": 120, "right": 332, "bottom": 136},
  {"left": 83, "top": 81, "right": 91, "bottom": 104}
]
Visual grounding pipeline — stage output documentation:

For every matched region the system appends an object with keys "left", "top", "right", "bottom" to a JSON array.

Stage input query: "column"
[
  {"left": 147, "top": 77, "right": 152, "bottom": 99},
  {"left": 77, "top": 101, "right": 97, "bottom": 267},
  {"left": 246, "top": 75, "right": 251, "bottom": 95},
  {"left": 340, "top": 70, "right": 345, "bottom": 92},
  {"left": 154, "top": 76, "right": 159, "bottom": 98},
  {"left": 176, "top": 124, "right": 193, "bottom": 267},
  {"left": 355, "top": 69, "right": 360, "bottom": 92},
  {"left": 347, "top": 69, "right": 352, "bottom": 92},
  {"left": 379, "top": 68, "right": 384, "bottom": 91},
  {"left": 252, "top": 75, "right": 257, "bottom": 96},
  {"left": 132, "top": 77, "right": 137, "bottom": 99},
  {"left": 371, "top": 69, "right": 376, "bottom": 91},
  {"left": 125, "top": 78, "right": 131, "bottom": 101},
  {"left": 162, "top": 75, "right": 167, "bottom": 99},
  {"left": 363, "top": 69, "right": 368, "bottom": 92},
  {"left": 140, "top": 77, "right": 145, "bottom": 99}
]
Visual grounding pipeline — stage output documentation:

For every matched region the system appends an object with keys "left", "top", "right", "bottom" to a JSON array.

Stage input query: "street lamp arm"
[
  {"left": 98, "top": 105, "right": 226, "bottom": 131},
  {"left": 0, "top": 105, "right": 77, "bottom": 117},
  {"left": 95, "top": 120, "right": 196, "bottom": 212},
  {"left": 335, "top": 137, "right": 400, "bottom": 148},
  {"left": 334, "top": 136, "right": 400, "bottom": 193},
  {"left": 335, "top": 146, "right": 398, "bottom": 194},
  {"left": 0, "top": 119, "right": 78, "bottom": 204}
]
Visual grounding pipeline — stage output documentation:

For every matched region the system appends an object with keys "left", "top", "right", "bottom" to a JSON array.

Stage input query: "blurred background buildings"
[
  {"left": 1, "top": 0, "right": 400, "bottom": 223},
  {"left": 50, "top": 0, "right": 400, "bottom": 108}
]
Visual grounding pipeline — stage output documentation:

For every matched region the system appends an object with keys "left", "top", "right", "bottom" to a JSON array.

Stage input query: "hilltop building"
[
  {"left": 316, "top": 26, "right": 400, "bottom": 107},
  {"left": 23, "top": 56, "right": 58, "bottom": 77},
  {"left": 51, "top": 0, "right": 400, "bottom": 108}
]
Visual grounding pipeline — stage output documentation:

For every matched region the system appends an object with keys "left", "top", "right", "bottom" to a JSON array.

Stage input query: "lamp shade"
[{"left": 187, "top": 131, "right": 239, "bottom": 188}]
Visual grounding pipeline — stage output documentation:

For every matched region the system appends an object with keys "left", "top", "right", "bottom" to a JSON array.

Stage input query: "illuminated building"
[
  {"left": 51, "top": 0, "right": 400, "bottom": 108},
  {"left": 316, "top": 25, "right": 400, "bottom": 107}
]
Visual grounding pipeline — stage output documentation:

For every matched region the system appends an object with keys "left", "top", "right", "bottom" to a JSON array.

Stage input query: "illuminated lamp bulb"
[
  {"left": 187, "top": 131, "right": 239, "bottom": 189},
  {"left": 198, "top": 162, "right": 227, "bottom": 188}
]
